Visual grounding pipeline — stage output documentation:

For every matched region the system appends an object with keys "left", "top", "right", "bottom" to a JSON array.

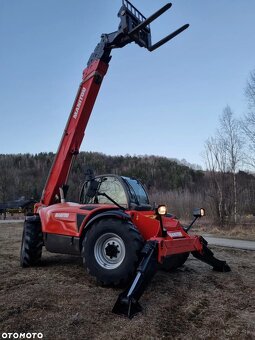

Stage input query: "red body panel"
[
  {"left": 39, "top": 203, "right": 82, "bottom": 236},
  {"left": 129, "top": 211, "right": 160, "bottom": 240},
  {"left": 154, "top": 235, "right": 203, "bottom": 263},
  {"left": 39, "top": 203, "right": 118, "bottom": 236},
  {"left": 39, "top": 203, "right": 203, "bottom": 257}
]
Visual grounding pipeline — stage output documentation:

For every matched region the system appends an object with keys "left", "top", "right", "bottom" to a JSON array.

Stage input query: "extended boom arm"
[{"left": 36, "top": 1, "right": 189, "bottom": 209}]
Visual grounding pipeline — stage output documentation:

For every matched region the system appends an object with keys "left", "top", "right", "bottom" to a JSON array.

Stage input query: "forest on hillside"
[
  {"left": 0, "top": 152, "right": 254, "bottom": 226},
  {"left": 0, "top": 152, "right": 203, "bottom": 202}
]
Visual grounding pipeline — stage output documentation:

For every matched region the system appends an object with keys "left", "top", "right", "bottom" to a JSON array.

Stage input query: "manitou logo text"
[
  {"left": 55, "top": 213, "right": 69, "bottom": 218},
  {"left": 73, "top": 87, "right": 86, "bottom": 119}
]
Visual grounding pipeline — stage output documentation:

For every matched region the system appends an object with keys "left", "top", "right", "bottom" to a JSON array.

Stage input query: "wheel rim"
[{"left": 94, "top": 233, "right": 126, "bottom": 269}]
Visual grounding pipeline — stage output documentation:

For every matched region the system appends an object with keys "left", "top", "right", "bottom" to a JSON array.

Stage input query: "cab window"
[
  {"left": 97, "top": 177, "right": 128, "bottom": 208},
  {"left": 122, "top": 177, "right": 149, "bottom": 205}
]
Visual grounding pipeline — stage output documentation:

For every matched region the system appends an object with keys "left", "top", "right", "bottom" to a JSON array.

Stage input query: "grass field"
[{"left": 0, "top": 222, "right": 254, "bottom": 339}]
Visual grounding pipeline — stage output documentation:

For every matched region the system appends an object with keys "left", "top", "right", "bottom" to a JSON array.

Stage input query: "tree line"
[
  {"left": 0, "top": 151, "right": 254, "bottom": 226},
  {"left": 0, "top": 152, "right": 203, "bottom": 203}
]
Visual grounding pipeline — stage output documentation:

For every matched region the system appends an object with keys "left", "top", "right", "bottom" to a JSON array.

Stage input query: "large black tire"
[
  {"left": 20, "top": 217, "right": 43, "bottom": 267},
  {"left": 160, "top": 252, "right": 189, "bottom": 271},
  {"left": 82, "top": 218, "right": 144, "bottom": 286}
]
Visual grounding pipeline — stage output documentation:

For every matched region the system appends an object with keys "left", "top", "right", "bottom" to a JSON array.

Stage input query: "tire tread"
[{"left": 20, "top": 219, "right": 43, "bottom": 267}]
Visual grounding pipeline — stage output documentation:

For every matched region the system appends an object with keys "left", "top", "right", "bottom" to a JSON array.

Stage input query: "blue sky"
[{"left": 0, "top": 0, "right": 254, "bottom": 166}]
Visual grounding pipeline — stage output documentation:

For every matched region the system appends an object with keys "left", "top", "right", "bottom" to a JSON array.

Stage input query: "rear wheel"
[
  {"left": 20, "top": 216, "right": 43, "bottom": 267},
  {"left": 161, "top": 252, "right": 189, "bottom": 271},
  {"left": 82, "top": 218, "right": 144, "bottom": 286}
]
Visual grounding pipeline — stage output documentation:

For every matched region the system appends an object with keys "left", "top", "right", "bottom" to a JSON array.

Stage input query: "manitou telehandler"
[{"left": 20, "top": 0, "right": 230, "bottom": 318}]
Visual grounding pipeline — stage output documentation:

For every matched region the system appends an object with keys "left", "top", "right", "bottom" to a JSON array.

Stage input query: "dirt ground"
[{"left": 0, "top": 223, "right": 254, "bottom": 340}]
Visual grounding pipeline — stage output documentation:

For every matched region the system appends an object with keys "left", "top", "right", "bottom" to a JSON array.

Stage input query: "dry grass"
[
  {"left": 0, "top": 223, "right": 255, "bottom": 339},
  {"left": 191, "top": 222, "right": 255, "bottom": 241}
]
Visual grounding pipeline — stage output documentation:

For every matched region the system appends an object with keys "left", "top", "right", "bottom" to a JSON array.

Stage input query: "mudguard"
[{"left": 83, "top": 210, "right": 132, "bottom": 232}]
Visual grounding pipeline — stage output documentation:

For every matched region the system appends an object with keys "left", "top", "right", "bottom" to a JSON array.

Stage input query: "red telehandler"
[{"left": 20, "top": 0, "right": 230, "bottom": 318}]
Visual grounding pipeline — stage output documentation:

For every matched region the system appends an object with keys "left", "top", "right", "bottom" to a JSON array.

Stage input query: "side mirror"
[
  {"left": 80, "top": 179, "right": 100, "bottom": 203},
  {"left": 193, "top": 208, "right": 205, "bottom": 218},
  {"left": 185, "top": 208, "right": 205, "bottom": 233},
  {"left": 86, "top": 180, "right": 100, "bottom": 198}
]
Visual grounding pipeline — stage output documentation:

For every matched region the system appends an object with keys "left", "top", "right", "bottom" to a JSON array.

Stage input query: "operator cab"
[{"left": 80, "top": 175, "right": 152, "bottom": 211}]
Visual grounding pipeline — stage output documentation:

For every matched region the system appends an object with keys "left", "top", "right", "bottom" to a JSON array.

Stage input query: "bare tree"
[
  {"left": 219, "top": 106, "right": 243, "bottom": 223},
  {"left": 204, "top": 136, "right": 228, "bottom": 226},
  {"left": 241, "top": 69, "right": 255, "bottom": 169},
  {"left": 204, "top": 107, "right": 243, "bottom": 225},
  {"left": 246, "top": 69, "right": 255, "bottom": 108}
]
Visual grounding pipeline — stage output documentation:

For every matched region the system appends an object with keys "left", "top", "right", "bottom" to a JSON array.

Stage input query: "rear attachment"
[
  {"left": 192, "top": 237, "right": 231, "bottom": 272},
  {"left": 112, "top": 241, "right": 158, "bottom": 318},
  {"left": 112, "top": 236, "right": 231, "bottom": 318}
]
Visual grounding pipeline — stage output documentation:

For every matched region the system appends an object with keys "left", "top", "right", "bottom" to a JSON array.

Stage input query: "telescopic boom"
[{"left": 36, "top": 1, "right": 189, "bottom": 210}]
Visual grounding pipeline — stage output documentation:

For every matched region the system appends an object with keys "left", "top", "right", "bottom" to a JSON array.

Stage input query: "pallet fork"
[{"left": 88, "top": 0, "right": 189, "bottom": 66}]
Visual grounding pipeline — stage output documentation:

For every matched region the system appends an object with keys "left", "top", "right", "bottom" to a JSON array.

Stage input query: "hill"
[{"left": 0, "top": 152, "right": 254, "bottom": 225}]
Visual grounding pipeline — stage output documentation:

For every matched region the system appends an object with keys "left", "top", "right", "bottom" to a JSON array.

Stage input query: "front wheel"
[
  {"left": 20, "top": 216, "right": 43, "bottom": 267},
  {"left": 82, "top": 218, "right": 144, "bottom": 286}
]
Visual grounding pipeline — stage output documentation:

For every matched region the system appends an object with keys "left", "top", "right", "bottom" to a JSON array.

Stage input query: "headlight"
[
  {"left": 193, "top": 208, "right": 205, "bottom": 218},
  {"left": 156, "top": 205, "right": 167, "bottom": 215}
]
